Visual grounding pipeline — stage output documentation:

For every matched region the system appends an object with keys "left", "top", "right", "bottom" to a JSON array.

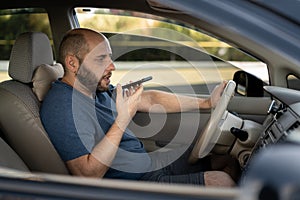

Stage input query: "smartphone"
[
  {"left": 111, "top": 76, "right": 152, "bottom": 98},
  {"left": 121, "top": 76, "right": 152, "bottom": 90}
]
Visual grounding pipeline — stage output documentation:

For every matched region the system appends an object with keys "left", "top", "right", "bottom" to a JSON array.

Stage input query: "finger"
[
  {"left": 222, "top": 80, "right": 228, "bottom": 88},
  {"left": 124, "top": 88, "right": 129, "bottom": 97},
  {"left": 216, "top": 81, "right": 227, "bottom": 93},
  {"left": 130, "top": 86, "right": 143, "bottom": 103},
  {"left": 220, "top": 80, "right": 228, "bottom": 94},
  {"left": 134, "top": 84, "right": 144, "bottom": 98},
  {"left": 116, "top": 83, "right": 122, "bottom": 97},
  {"left": 129, "top": 85, "right": 135, "bottom": 95}
]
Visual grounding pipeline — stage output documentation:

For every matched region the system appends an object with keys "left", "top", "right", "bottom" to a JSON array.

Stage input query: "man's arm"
[
  {"left": 138, "top": 81, "right": 227, "bottom": 113},
  {"left": 66, "top": 122, "right": 125, "bottom": 177},
  {"left": 66, "top": 84, "right": 143, "bottom": 178}
]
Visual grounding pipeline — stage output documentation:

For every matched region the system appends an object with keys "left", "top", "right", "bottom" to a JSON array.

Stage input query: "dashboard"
[
  {"left": 245, "top": 86, "right": 300, "bottom": 169},
  {"left": 255, "top": 102, "right": 300, "bottom": 149},
  {"left": 238, "top": 86, "right": 300, "bottom": 199}
]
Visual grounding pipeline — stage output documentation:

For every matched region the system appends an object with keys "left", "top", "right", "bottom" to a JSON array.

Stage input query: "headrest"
[
  {"left": 9, "top": 32, "right": 54, "bottom": 83},
  {"left": 32, "top": 63, "right": 64, "bottom": 101}
]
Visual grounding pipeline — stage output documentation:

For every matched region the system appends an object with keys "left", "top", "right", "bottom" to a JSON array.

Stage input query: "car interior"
[
  {"left": 0, "top": 0, "right": 278, "bottom": 176},
  {"left": 0, "top": 0, "right": 300, "bottom": 199}
]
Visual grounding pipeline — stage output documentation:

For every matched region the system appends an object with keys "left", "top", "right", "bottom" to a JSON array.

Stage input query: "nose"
[
  {"left": 107, "top": 61, "right": 115, "bottom": 71},
  {"left": 106, "top": 58, "right": 115, "bottom": 71}
]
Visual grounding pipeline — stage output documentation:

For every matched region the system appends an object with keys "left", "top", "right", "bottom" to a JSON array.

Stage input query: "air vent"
[{"left": 284, "top": 121, "right": 300, "bottom": 143}]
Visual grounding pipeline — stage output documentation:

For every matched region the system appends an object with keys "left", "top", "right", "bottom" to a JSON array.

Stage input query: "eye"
[{"left": 98, "top": 55, "right": 106, "bottom": 61}]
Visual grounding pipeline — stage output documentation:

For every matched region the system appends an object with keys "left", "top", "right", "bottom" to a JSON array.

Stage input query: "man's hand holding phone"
[
  {"left": 114, "top": 84, "right": 140, "bottom": 130},
  {"left": 114, "top": 76, "right": 152, "bottom": 130},
  {"left": 121, "top": 76, "right": 152, "bottom": 96},
  {"left": 111, "top": 76, "right": 152, "bottom": 98}
]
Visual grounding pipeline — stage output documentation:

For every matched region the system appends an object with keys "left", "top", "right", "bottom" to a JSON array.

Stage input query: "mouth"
[{"left": 101, "top": 72, "right": 112, "bottom": 84}]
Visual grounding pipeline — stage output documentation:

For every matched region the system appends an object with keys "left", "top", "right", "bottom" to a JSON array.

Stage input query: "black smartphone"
[
  {"left": 121, "top": 76, "right": 152, "bottom": 90},
  {"left": 110, "top": 76, "right": 152, "bottom": 99}
]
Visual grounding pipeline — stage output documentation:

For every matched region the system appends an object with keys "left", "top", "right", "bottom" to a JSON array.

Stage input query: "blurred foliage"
[
  {"left": 0, "top": 8, "right": 51, "bottom": 60},
  {"left": 77, "top": 9, "right": 256, "bottom": 61},
  {"left": 0, "top": 8, "right": 256, "bottom": 61}
]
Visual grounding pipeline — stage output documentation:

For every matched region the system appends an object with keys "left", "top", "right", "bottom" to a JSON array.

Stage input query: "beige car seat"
[
  {"left": 0, "top": 32, "right": 69, "bottom": 174},
  {"left": 0, "top": 137, "right": 29, "bottom": 172}
]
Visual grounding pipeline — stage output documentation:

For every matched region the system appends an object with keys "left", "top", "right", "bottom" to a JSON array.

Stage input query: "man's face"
[{"left": 76, "top": 37, "right": 115, "bottom": 93}]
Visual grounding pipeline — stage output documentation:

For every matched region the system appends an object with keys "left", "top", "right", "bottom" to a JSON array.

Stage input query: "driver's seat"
[{"left": 0, "top": 32, "right": 69, "bottom": 174}]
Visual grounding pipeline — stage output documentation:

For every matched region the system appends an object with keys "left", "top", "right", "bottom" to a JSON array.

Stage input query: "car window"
[
  {"left": 0, "top": 8, "right": 52, "bottom": 82},
  {"left": 75, "top": 8, "right": 268, "bottom": 95}
]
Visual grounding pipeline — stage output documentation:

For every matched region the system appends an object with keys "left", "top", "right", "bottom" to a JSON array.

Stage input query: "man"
[{"left": 40, "top": 28, "right": 235, "bottom": 187}]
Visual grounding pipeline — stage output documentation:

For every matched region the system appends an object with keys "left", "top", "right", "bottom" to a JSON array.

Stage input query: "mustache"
[{"left": 102, "top": 72, "right": 112, "bottom": 79}]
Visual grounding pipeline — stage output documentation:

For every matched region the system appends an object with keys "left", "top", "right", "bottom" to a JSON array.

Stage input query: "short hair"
[{"left": 58, "top": 31, "right": 90, "bottom": 71}]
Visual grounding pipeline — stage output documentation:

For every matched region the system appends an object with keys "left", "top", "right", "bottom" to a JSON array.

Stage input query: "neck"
[
  {"left": 61, "top": 76, "right": 73, "bottom": 87},
  {"left": 61, "top": 76, "right": 95, "bottom": 99}
]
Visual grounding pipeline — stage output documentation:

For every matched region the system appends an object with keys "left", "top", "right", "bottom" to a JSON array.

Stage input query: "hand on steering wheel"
[{"left": 189, "top": 80, "right": 236, "bottom": 163}]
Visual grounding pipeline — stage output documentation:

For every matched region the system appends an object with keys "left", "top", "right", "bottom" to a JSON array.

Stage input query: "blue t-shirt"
[{"left": 40, "top": 80, "right": 151, "bottom": 180}]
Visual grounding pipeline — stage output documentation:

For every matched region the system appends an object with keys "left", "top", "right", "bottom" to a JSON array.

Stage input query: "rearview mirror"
[{"left": 233, "top": 71, "right": 264, "bottom": 97}]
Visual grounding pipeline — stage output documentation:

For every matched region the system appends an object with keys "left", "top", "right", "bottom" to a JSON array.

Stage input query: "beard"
[
  {"left": 76, "top": 64, "right": 111, "bottom": 93},
  {"left": 97, "top": 72, "right": 112, "bottom": 92},
  {"left": 96, "top": 84, "right": 108, "bottom": 92},
  {"left": 75, "top": 64, "right": 99, "bottom": 93}
]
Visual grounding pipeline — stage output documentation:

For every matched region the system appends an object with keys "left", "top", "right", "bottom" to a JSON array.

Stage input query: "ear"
[{"left": 65, "top": 55, "right": 79, "bottom": 74}]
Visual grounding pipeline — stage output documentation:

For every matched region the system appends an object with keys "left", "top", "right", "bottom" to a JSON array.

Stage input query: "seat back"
[
  {"left": 0, "top": 32, "right": 69, "bottom": 174},
  {"left": 0, "top": 137, "right": 29, "bottom": 172}
]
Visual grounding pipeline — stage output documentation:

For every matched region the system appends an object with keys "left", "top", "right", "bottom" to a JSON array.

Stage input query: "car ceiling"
[
  {"left": 3, "top": 0, "right": 300, "bottom": 25},
  {"left": 250, "top": 0, "right": 300, "bottom": 26}
]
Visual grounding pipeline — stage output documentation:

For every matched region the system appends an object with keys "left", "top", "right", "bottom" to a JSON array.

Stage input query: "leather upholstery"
[
  {"left": 0, "top": 137, "right": 29, "bottom": 171},
  {"left": 32, "top": 63, "right": 64, "bottom": 101},
  {"left": 0, "top": 32, "right": 69, "bottom": 174}
]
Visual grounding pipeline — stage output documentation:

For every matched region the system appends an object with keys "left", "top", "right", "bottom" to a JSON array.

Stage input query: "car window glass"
[
  {"left": 0, "top": 8, "right": 52, "bottom": 82},
  {"left": 75, "top": 8, "right": 268, "bottom": 94},
  {"left": 287, "top": 74, "right": 300, "bottom": 91}
]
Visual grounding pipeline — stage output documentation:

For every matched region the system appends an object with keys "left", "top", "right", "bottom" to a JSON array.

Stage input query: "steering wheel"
[{"left": 189, "top": 80, "right": 236, "bottom": 163}]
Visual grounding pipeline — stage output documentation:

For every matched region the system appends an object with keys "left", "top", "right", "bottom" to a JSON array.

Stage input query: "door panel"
[
  {"left": 129, "top": 95, "right": 271, "bottom": 152},
  {"left": 129, "top": 110, "right": 211, "bottom": 152}
]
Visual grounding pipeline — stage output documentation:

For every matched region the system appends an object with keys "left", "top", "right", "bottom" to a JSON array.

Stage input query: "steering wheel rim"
[{"left": 189, "top": 80, "right": 236, "bottom": 163}]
